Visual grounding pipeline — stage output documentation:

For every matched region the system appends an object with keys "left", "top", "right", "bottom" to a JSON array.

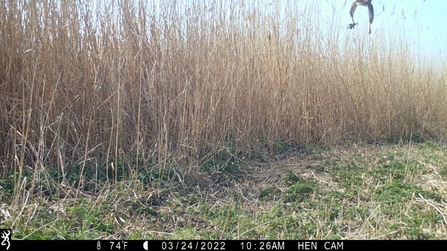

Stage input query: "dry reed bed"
[{"left": 0, "top": 1, "right": 446, "bottom": 186}]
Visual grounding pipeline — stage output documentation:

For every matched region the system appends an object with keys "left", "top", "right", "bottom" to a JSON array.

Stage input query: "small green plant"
[
  {"left": 285, "top": 181, "right": 319, "bottom": 202},
  {"left": 285, "top": 170, "right": 300, "bottom": 185}
]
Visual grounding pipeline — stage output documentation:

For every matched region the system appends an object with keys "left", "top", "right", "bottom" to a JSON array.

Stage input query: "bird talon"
[{"left": 347, "top": 23, "right": 358, "bottom": 29}]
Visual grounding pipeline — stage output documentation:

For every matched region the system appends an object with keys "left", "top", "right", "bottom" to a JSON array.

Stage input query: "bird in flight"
[{"left": 348, "top": 0, "right": 374, "bottom": 34}]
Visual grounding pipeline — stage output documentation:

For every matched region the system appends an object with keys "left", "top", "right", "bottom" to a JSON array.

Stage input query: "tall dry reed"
[{"left": 0, "top": 0, "right": 446, "bottom": 196}]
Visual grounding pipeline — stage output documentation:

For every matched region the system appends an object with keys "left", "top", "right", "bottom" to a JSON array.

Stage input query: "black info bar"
[{"left": 2, "top": 240, "right": 445, "bottom": 251}]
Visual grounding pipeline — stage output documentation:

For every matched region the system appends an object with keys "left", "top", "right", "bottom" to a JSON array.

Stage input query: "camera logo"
[{"left": 0, "top": 229, "right": 11, "bottom": 250}]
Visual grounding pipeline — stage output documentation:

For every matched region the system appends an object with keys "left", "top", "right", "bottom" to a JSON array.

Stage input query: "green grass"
[
  {"left": 1, "top": 0, "right": 446, "bottom": 242},
  {"left": 1, "top": 142, "right": 446, "bottom": 239}
]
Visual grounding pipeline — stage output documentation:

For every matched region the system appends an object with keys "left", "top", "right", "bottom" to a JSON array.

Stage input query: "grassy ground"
[
  {"left": 1, "top": 141, "right": 446, "bottom": 240},
  {"left": 1, "top": 0, "right": 447, "bottom": 240}
]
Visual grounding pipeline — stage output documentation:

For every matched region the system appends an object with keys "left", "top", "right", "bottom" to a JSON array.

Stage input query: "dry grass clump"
[{"left": 0, "top": 0, "right": 446, "bottom": 190}]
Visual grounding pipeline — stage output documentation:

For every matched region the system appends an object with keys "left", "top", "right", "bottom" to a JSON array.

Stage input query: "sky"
[
  {"left": 236, "top": 0, "right": 446, "bottom": 61},
  {"left": 91, "top": 0, "right": 446, "bottom": 63},
  {"left": 197, "top": 0, "right": 447, "bottom": 62},
  {"left": 320, "top": 0, "right": 447, "bottom": 60}
]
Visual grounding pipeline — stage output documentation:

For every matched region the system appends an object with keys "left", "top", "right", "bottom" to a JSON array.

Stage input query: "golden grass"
[{"left": 0, "top": 0, "right": 446, "bottom": 191}]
